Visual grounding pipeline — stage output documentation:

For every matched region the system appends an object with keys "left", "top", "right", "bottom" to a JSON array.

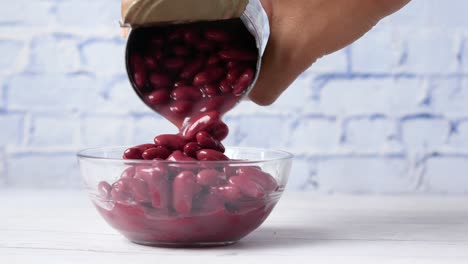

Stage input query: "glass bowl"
[{"left": 77, "top": 146, "right": 293, "bottom": 247}]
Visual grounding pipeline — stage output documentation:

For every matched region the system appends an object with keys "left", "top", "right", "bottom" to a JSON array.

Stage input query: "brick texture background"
[{"left": 0, "top": 0, "right": 467, "bottom": 194}]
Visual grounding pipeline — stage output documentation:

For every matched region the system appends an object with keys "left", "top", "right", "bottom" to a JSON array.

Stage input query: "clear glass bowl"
[{"left": 77, "top": 146, "right": 293, "bottom": 247}]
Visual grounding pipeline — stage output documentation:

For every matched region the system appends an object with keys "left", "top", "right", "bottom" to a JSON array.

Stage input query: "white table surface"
[{"left": 1, "top": 190, "right": 467, "bottom": 264}]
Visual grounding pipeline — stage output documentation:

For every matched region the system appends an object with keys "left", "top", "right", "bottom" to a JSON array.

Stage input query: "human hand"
[{"left": 250, "top": 0, "right": 411, "bottom": 105}]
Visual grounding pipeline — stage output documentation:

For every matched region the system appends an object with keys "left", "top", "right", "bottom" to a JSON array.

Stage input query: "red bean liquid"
[{"left": 95, "top": 19, "right": 280, "bottom": 246}]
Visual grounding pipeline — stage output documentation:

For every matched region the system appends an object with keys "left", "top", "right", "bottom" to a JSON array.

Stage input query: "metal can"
[{"left": 121, "top": 0, "right": 270, "bottom": 99}]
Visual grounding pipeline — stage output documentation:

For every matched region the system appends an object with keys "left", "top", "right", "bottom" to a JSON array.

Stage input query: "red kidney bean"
[
  {"left": 134, "top": 165, "right": 170, "bottom": 209},
  {"left": 133, "top": 71, "right": 147, "bottom": 90},
  {"left": 172, "top": 45, "right": 191, "bottom": 56},
  {"left": 154, "top": 134, "right": 186, "bottom": 150},
  {"left": 196, "top": 193, "right": 225, "bottom": 213},
  {"left": 130, "top": 54, "right": 145, "bottom": 72},
  {"left": 152, "top": 49, "right": 164, "bottom": 60},
  {"left": 171, "top": 86, "right": 203, "bottom": 101},
  {"left": 226, "top": 67, "right": 243, "bottom": 84},
  {"left": 98, "top": 181, "right": 112, "bottom": 199},
  {"left": 184, "top": 30, "right": 201, "bottom": 45},
  {"left": 200, "top": 96, "right": 225, "bottom": 112},
  {"left": 150, "top": 73, "right": 172, "bottom": 88},
  {"left": 196, "top": 131, "right": 225, "bottom": 152},
  {"left": 205, "top": 29, "right": 230, "bottom": 42},
  {"left": 144, "top": 57, "right": 158, "bottom": 71},
  {"left": 169, "top": 100, "right": 193, "bottom": 116},
  {"left": 219, "top": 49, "right": 257, "bottom": 61},
  {"left": 120, "top": 166, "right": 136, "bottom": 179},
  {"left": 202, "top": 84, "right": 220, "bottom": 96},
  {"left": 196, "top": 40, "right": 215, "bottom": 52},
  {"left": 193, "top": 67, "right": 225, "bottom": 86},
  {"left": 229, "top": 176, "right": 265, "bottom": 199},
  {"left": 233, "top": 68, "right": 254, "bottom": 96},
  {"left": 212, "top": 184, "right": 243, "bottom": 202},
  {"left": 180, "top": 58, "right": 205, "bottom": 80},
  {"left": 128, "top": 178, "right": 150, "bottom": 203},
  {"left": 142, "top": 147, "right": 172, "bottom": 160},
  {"left": 181, "top": 111, "right": 220, "bottom": 140},
  {"left": 206, "top": 55, "right": 221, "bottom": 66},
  {"left": 174, "top": 80, "right": 189, "bottom": 88},
  {"left": 210, "top": 122, "right": 229, "bottom": 141},
  {"left": 196, "top": 149, "right": 229, "bottom": 161},
  {"left": 168, "top": 29, "right": 183, "bottom": 42},
  {"left": 173, "top": 171, "right": 197, "bottom": 214},
  {"left": 164, "top": 57, "right": 185, "bottom": 71},
  {"left": 219, "top": 80, "right": 233, "bottom": 93},
  {"left": 123, "top": 147, "right": 142, "bottom": 160},
  {"left": 237, "top": 166, "right": 278, "bottom": 192},
  {"left": 196, "top": 169, "right": 226, "bottom": 186},
  {"left": 111, "top": 178, "right": 133, "bottom": 203},
  {"left": 147, "top": 89, "right": 170, "bottom": 105},
  {"left": 183, "top": 142, "right": 201, "bottom": 158},
  {"left": 151, "top": 35, "right": 165, "bottom": 46},
  {"left": 134, "top": 143, "right": 158, "bottom": 152},
  {"left": 166, "top": 150, "right": 198, "bottom": 162}
]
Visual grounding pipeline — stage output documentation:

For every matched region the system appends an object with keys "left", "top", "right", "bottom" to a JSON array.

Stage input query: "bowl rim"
[{"left": 77, "top": 146, "right": 294, "bottom": 165}]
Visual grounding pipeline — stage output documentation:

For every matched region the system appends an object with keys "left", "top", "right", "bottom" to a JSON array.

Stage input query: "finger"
[{"left": 248, "top": 40, "right": 305, "bottom": 106}]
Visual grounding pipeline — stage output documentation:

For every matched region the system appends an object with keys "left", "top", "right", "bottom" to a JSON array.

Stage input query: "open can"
[{"left": 120, "top": 0, "right": 270, "bottom": 102}]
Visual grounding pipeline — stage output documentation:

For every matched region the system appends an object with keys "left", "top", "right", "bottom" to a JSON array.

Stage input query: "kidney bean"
[
  {"left": 98, "top": 181, "right": 112, "bottom": 199},
  {"left": 219, "top": 49, "right": 257, "bottom": 61},
  {"left": 183, "top": 142, "right": 202, "bottom": 158},
  {"left": 212, "top": 184, "right": 243, "bottom": 202},
  {"left": 174, "top": 80, "right": 189, "bottom": 88},
  {"left": 237, "top": 166, "right": 278, "bottom": 192},
  {"left": 180, "top": 58, "right": 205, "bottom": 80},
  {"left": 184, "top": 30, "right": 201, "bottom": 45},
  {"left": 172, "top": 45, "right": 191, "bottom": 56},
  {"left": 196, "top": 169, "right": 226, "bottom": 186},
  {"left": 169, "top": 100, "right": 193, "bottom": 116},
  {"left": 200, "top": 96, "right": 225, "bottom": 113},
  {"left": 120, "top": 166, "right": 136, "bottom": 179},
  {"left": 229, "top": 176, "right": 265, "bottom": 199},
  {"left": 210, "top": 122, "right": 229, "bottom": 141},
  {"left": 196, "top": 149, "right": 229, "bottom": 161},
  {"left": 164, "top": 57, "right": 185, "bottom": 71},
  {"left": 134, "top": 165, "right": 170, "bottom": 209},
  {"left": 154, "top": 134, "right": 186, "bottom": 150},
  {"left": 133, "top": 72, "right": 147, "bottom": 90},
  {"left": 166, "top": 150, "right": 198, "bottom": 162},
  {"left": 171, "top": 86, "right": 203, "bottom": 101},
  {"left": 195, "top": 193, "right": 225, "bottom": 213},
  {"left": 196, "top": 131, "right": 225, "bottom": 152},
  {"left": 128, "top": 178, "right": 150, "bottom": 204},
  {"left": 151, "top": 35, "right": 165, "bottom": 46},
  {"left": 173, "top": 171, "right": 197, "bottom": 214},
  {"left": 123, "top": 147, "right": 142, "bottom": 160},
  {"left": 226, "top": 67, "right": 243, "bottom": 84},
  {"left": 142, "top": 147, "right": 172, "bottom": 160},
  {"left": 196, "top": 40, "right": 215, "bottom": 52},
  {"left": 193, "top": 67, "right": 225, "bottom": 86},
  {"left": 130, "top": 54, "right": 145, "bottom": 72},
  {"left": 135, "top": 144, "right": 158, "bottom": 151},
  {"left": 147, "top": 89, "right": 170, "bottom": 105},
  {"left": 150, "top": 73, "right": 172, "bottom": 88},
  {"left": 205, "top": 29, "right": 230, "bottom": 42},
  {"left": 168, "top": 29, "right": 184, "bottom": 42},
  {"left": 206, "top": 55, "right": 221, "bottom": 66},
  {"left": 181, "top": 111, "right": 221, "bottom": 140},
  {"left": 202, "top": 84, "right": 220, "bottom": 96},
  {"left": 219, "top": 80, "right": 233, "bottom": 93},
  {"left": 111, "top": 178, "right": 133, "bottom": 203},
  {"left": 233, "top": 68, "right": 254, "bottom": 96},
  {"left": 144, "top": 57, "right": 158, "bottom": 71}
]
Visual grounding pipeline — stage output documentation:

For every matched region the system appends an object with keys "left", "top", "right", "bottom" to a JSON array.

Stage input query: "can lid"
[{"left": 121, "top": 0, "right": 249, "bottom": 28}]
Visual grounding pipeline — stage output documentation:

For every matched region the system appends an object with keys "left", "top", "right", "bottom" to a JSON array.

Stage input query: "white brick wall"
[{"left": 0, "top": 0, "right": 467, "bottom": 194}]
